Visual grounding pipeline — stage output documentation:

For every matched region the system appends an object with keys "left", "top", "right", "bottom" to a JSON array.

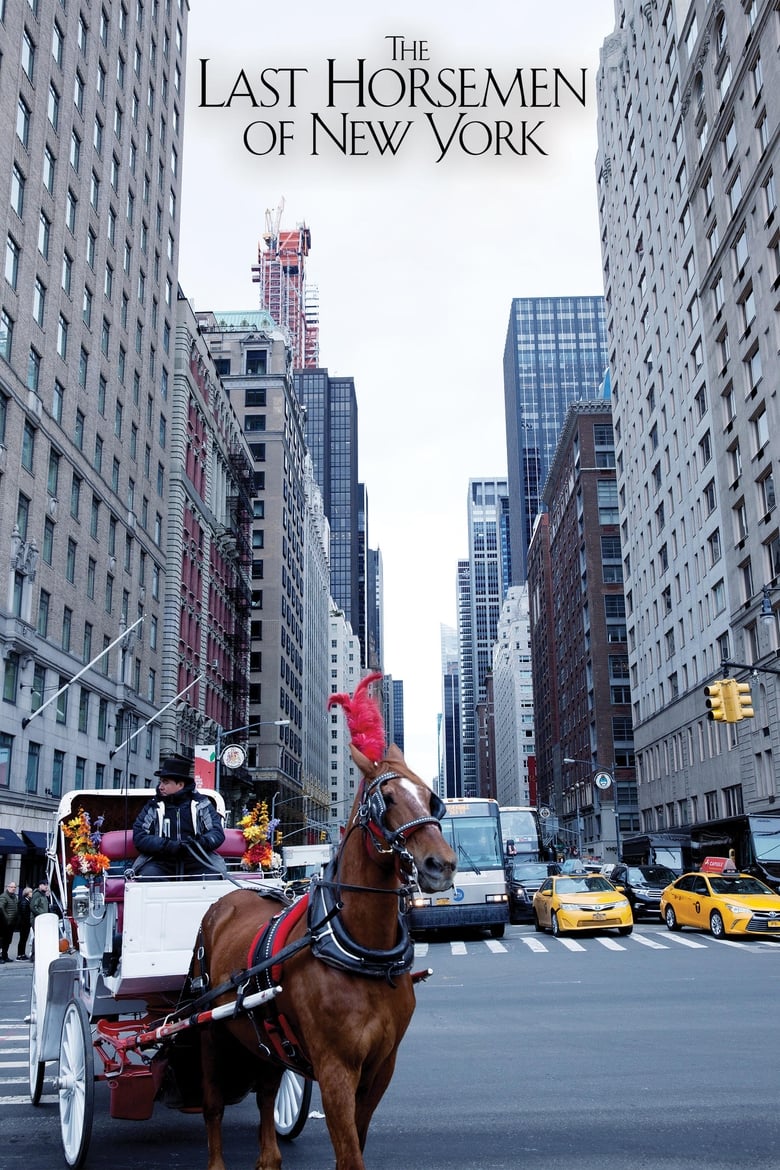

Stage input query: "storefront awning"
[
  {"left": 22, "top": 830, "right": 48, "bottom": 853},
  {"left": 0, "top": 829, "right": 27, "bottom": 855}
]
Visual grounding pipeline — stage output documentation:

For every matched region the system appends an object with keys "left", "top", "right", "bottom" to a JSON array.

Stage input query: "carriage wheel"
[
  {"left": 28, "top": 977, "right": 45, "bottom": 1104},
  {"left": 58, "top": 999, "right": 95, "bottom": 1169},
  {"left": 274, "top": 1069, "right": 311, "bottom": 1140}
]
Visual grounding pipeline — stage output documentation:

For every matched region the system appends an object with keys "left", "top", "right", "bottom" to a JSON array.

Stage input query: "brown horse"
[{"left": 196, "top": 742, "right": 457, "bottom": 1170}]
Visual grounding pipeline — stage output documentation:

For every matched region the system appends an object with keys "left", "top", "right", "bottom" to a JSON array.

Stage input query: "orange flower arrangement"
[
  {"left": 62, "top": 808, "right": 110, "bottom": 877},
  {"left": 237, "top": 802, "right": 282, "bottom": 872}
]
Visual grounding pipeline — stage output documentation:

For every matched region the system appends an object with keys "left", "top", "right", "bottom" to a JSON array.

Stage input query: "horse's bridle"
[{"left": 355, "top": 771, "right": 446, "bottom": 867}]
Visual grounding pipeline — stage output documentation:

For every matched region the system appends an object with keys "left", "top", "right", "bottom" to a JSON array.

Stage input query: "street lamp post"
[
  {"left": 563, "top": 757, "right": 615, "bottom": 860},
  {"left": 562, "top": 761, "right": 585, "bottom": 858},
  {"left": 215, "top": 718, "right": 290, "bottom": 792}
]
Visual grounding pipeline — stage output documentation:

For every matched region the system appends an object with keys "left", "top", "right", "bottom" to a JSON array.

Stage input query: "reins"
[{"left": 171, "top": 767, "right": 444, "bottom": 1023}]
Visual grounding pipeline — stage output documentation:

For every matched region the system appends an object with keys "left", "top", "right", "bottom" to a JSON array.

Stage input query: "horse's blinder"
[{"left": 357, "top": 771, "right": 445, "bottom": 856}]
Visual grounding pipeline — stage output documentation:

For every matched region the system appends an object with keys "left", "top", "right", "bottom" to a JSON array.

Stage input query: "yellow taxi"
[
  {"left": 660, "top": 868, "right": 780, "bottom": 939},
  {"left": 532, "top": 873, "right": 633, "bottom": 937}
]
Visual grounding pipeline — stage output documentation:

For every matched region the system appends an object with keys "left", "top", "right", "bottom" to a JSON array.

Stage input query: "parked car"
[
  {"left": 532, "top": 874, "right": 633, "bottom": 937},
  {"left": 660, "top": 871, "right": 780, "bottom": 938},
  {"left": 506, "top": 861, "right": 558, "bottom": 923},
  {"left": 608, "top": 864, "right": 678, "bottom": 920}
]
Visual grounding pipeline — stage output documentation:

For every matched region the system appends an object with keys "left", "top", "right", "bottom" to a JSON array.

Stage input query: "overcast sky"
[{"left": 178, "top": 0, "right": 616, "bottom": 784}]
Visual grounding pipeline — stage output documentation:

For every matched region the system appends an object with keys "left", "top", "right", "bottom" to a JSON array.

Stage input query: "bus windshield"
[
  {"left": 752, "top": 825, "right": 780, "bottom": 862},
  {"left": 500, "top": 807, "right": 540, "bottom": 859},
  {"left": 440, "top": 816, "right": 503, "bottom": 871}
]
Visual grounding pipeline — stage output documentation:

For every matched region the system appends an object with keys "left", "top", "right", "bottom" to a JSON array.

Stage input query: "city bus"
[
  {"left": 688, "top": 813, "right": 780, "bottom": 892},
  {"left": 499, "top": 806, "right": 542, "bottom": 862},
  {"left": 620, "top": 831, "right": 690, "bottom": 871},
  {"left": 621, "top": 815, "right": 780, "bottom": 892},
  {"left": 408, "top": 798, "right": 508, "bottom": 938}
]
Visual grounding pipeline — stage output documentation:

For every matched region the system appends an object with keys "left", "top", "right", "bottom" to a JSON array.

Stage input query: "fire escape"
[{"left": 224, "top": 443, "right": 254, "bottom": 718}]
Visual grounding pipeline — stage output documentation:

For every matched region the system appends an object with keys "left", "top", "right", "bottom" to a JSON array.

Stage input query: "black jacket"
[{"left": 132, "top": 780, "right": 225, "bottom": 867}]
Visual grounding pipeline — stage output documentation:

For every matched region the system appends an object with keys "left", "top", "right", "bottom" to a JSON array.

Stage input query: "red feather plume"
[{"left": 327, "top": 671, "right": 386, "bottom": 764}]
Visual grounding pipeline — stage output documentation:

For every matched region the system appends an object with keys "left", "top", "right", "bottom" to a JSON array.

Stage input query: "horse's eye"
[{"left": 383, "top": 790, "right": 395, "bottom": 807}]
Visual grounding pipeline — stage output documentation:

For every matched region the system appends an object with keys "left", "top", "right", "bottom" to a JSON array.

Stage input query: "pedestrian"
[
  {"left": 0, "top": 880, "right": 20, "bottom": 963},
  {"left": 29, "top": 879, "right": 57, "bottom": 958},
  {"left": 16, "top": 887, "right": 32, "bottom": 960},
  {"left": 131, "top": 753, "right": 226, "bottom": 878},
  {"left": 30, "top": 879, "right": 55, "bottom": 922}
]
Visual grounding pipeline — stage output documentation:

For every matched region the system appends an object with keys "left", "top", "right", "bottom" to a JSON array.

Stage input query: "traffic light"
[
  {"left": 733, "top": 680, "right": 755, "bottom": 720},
  {"left": 707, "top": 678, "right": 755, "bottom": 722},
  {"left": 721, "top": 678, "right": 740, "bottom": 722},
  {"left": 704, "top": 681, "right": 727, "bottom": 722}
]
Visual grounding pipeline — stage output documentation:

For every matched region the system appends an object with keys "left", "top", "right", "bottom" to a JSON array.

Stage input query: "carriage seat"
[{"left": 101, "top": 828, "right": 247, "bottom": 874}]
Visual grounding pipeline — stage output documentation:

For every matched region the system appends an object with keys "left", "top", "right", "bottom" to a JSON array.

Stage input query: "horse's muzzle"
[{"left": 416, "top": 851, "right": 457, "bottom": 893}]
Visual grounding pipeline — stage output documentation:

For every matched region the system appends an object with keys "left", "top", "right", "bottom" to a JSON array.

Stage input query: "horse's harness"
[
  {"left": 356, "top": 770, "right": 446, "bottom": 872},
  {"left": 184, "top": 770, "right": 445, "bottom": 1076}
]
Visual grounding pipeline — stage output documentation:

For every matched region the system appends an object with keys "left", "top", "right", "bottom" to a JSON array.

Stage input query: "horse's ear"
[
  {"left": 350, "top": 743, "right": 379, "bottom": 777},
  {"left": 385, "top": 743, "right": 406, "bottom": 765}
]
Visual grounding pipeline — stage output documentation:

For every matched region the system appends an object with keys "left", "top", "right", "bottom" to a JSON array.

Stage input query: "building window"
[
  {"left": 11, "top": 166, "right": 25, "bottom": 218},
  {"left": 51, "top": 750, "right": 65, "bottom": 798},
  {"left": 597, "top": 480, "right": 619, "bottom": 525},
  {"left": 22, "top": 420, "right": 35, "bottom": 470},
  {"left": 37, "top": 590, "right": 50, "bottom": 637},
  {"left": 17, "top": 97, "right": 31, "bottom": 148},
  {"left": 0, "top": 310, "right": 13, "bottom": 362},
  {"left": 5, "top": 236, "right": 20, "bottom": 289},
  {"left": 25, "top": 743, "right": 40, "bottom": 795}
]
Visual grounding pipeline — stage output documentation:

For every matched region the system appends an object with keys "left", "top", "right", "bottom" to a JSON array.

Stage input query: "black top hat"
[{"left": 154, "top": 753, "right": 194, "bottom": 781}]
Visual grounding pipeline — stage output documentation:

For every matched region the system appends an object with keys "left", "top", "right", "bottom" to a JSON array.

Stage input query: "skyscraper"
[
  {"left": 492, "top": 585, "right": 535, "bottom": 808},
  {"left": 439, "top": 624, "right": 461, "bottom": 799},
  {"left": 596, "top": 0, "right": 780, "bottom": 821},
  {"left": 503, "top": 296, "right": 608, "bottom": 583},
  {"left": 198, "top": 310, "right": 308, "bottom": 799},
  {"left": 458, "top": 478, "right": 509, "bottom": 798},
  {"left": 0, "top": 0, "right": 191, "bottom": 847},
  {"left": 252, "top": 204, "right": 318, "bottom": 369},
  {"left": 295, "top": 369, "right": 363, "bottom": 661},
  {"left": 528, "top": 401, "right": 638, "bottom": 861}
]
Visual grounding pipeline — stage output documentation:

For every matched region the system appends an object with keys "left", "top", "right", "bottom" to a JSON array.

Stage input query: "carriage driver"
[{"left": 131, "top": 753, "right": 226, "bottom": 878}]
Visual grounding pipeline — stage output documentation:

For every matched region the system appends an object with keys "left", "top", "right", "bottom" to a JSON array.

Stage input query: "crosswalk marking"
[
  {"left": 555, "top": 937, "right": 586, "bottom": 951},
  {"left": 0, "top": 1093, "right": 57, "bottom": 1105},
  {"left": 631, "top": 932, "right": 668, "bottom": 949},
  {"left": 656, "top": 932, "right": 708, "bottom": 948},
  {"left": 413, "top": 930, "right": 780, "bottom": 958},
  {"left": 521, "top": 937, "right": 547, "bottom": 952}
]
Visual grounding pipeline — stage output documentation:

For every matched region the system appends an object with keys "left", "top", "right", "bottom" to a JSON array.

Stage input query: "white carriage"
[{"left": 28, "top": 789, "right": 311, "bottom": 1168}]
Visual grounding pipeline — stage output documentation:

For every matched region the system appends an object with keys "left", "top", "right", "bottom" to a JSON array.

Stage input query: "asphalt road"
[{"left": 2, "top": 922, "right": 780, "bottom": 1169}]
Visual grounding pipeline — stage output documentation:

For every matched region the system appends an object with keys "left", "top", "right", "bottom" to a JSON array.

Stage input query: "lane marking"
[
  {"left": 485, "top": 939, "right": 508, "bottom": 953},
  {"left": 555, "top": 937, "right": 586, "bottom": 951}
]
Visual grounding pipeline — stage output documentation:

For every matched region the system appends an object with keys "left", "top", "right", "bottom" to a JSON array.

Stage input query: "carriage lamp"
[
  {"left": 72, "top": 881, "right": 90, "bottom": 920},
  {"left": 89, "top": 877, "right": 106, "bottom": 918}
]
